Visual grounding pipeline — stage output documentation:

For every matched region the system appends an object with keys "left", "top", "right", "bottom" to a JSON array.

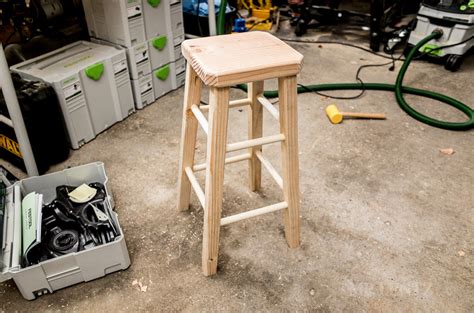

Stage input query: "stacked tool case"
[
  {"left": 82, "top": 0, "right": 186, "bottom": 109},
  {"left": 10, "top": 41, "right": 135, "bottom": 149},
  {"left": 0, "top": 163, "right": 130, "bottom": 300}
]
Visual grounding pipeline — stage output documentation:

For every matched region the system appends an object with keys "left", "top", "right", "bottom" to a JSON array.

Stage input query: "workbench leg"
[
  {"left": 278, "top": 76, "right": 301, "bottom": 248},
  {"left": 177, "top": 64, "right": 202, "bottom": 211},
  {"left": 248, "top": 81, "right": 264, "bottom": 192},
  {"left": 202, "top": 87, "right": 230, "bottom": 276}
]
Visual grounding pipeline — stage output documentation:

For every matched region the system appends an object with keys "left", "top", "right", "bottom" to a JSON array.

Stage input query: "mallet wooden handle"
[{"left": 340, "top": 112, "right": 386, "bottom": 119}]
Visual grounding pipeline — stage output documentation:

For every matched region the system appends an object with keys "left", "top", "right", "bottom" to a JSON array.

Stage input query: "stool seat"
[{"left": 181, "top": 31, "right": 304, "bottom": 87}]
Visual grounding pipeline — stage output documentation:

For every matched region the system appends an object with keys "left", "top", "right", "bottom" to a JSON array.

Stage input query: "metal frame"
[{"left": 0, "top": 44, "right": 38, "bottom": 176}]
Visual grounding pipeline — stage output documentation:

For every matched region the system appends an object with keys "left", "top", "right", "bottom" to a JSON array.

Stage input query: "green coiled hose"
[{"left": 236, "top": 32, "right": 473, "bottom": 131}]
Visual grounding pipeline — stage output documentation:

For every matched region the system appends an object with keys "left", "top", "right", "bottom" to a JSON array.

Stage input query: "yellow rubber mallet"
[{"left": 325, "top": 104, "right": 386, "bottom": 124}]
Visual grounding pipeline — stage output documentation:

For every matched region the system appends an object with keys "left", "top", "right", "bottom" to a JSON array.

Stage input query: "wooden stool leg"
[
  {"left": 248, "top": 81, "right": 264, "bottom": 191},
  {"left": 202, "top": 87, "right": 230, "bottom": 276},
  {"left": 278, "top": 76, "right": 301, "bottom": 248},
  {"left": 177, "top": 64, "right": 202, "bottom": 211}
]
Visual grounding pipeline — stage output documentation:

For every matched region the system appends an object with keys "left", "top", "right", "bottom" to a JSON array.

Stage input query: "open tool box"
[{"left": 0, "top": 163, "right": 130, "bottom": 300}]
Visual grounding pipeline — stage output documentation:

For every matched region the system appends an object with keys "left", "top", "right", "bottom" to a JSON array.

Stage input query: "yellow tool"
[
  {"left": 325, "top": 104, "right": 386, "bottom": 124},
  {"left": 238, "top": 0, "right": 275, "bottom": 31}
]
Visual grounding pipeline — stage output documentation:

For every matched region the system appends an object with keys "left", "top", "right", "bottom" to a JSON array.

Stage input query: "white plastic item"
[
  {"left": 0, "top": 162, "right": 131, "bottom": 300},
  {"left": 10, "top": 41, "right": 135, "bottom": 149},
  {"left": 170, "top": 3, "right": 185, "bottom": 46},
  {"left": 142, "top": 0, "right": 172, "bottom": 40},
  {"left": 82, "top": 0, "right": 146, "bottom": 47},
  {"left": 151, "top": 57, "right": 185, "bottom": 99},
  {"left": 148, "top": 34, "right": 175, "bottom": 69},
  {"left": 408, "top": 5, "right": 474, "bottom": 56}
]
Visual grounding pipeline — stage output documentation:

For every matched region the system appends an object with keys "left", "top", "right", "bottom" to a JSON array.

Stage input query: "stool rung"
[
  {"left": 185, "top": 167, "right": 205, "bottom": 208},
  {"left": 200, "top": 98, "right": 251, "bottom": 112},
  {"left": 258, "top": 96, "right": 280, "bottom": 120},
  {"left": 255, "top": 151, "right": 283, "bottom": 189},
  {"left": 227, "top": 134, "right": 285, "bottom": 153},
  {"left": 220, "top": 201, "right": 288, "bottom": 226},
  {"left": 193, "top": 153, "right": 251, "bottom": 172},
  {"left": 191, "top": 105, "right": 208, "bottom": 135}
]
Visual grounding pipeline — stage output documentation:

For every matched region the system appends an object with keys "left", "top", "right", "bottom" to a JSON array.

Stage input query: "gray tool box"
[
  {"left": 132, "top": 74, "right": 155, "bottom": 109},
  {"left": 170, "top": 3, "right": 185, "bottom": 46},
  {"left": 0, "top": 162, "right": 130, "bottom": 300},
  {"left": 10, "top": 41, "right": 135, "bottom": 149},
  {"left": 142, "top": 0, "right": 182, "bottom": 69},
  {"left": 148, "top": 35, "right": 175, "bottom": 69},
  {"left": 142, "top": 0, "right": 171, "bottom": 40},
  {"left": 91, "top": 38, "right": 152, "bottom": 80},
  {"left": 174, "top": 45, "right": 183, "bottom": 61},
  {"left": 82, "top": 0, "right": 146, "bottom": 47},
  {"left": 90, "top": 39, "right": 154, "bottom": 109},
  {"left": 152, "top": 58, "right": 185, "bottom": 99}
]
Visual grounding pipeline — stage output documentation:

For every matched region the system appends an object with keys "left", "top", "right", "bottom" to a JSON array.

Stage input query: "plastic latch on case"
[
  {"left": 155, "top": 65, "right": 170, "bottom": 81},
  {"left": 152, "top": 36, "right": 167, "bottom": 51}
]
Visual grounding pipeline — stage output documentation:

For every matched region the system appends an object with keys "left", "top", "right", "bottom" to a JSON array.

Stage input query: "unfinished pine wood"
[
  {"left": 258, "top": 96, "right": 280, "bottom": 120},
  {"left": 341, "top": 112, "right": 387, "bottom": 119},
  {"left": 177, "top": 63, "right": 202, "bottom": 211},
  {"left": 255, "top": 150, "right": 283, "bottom": 189},
  {"left": 248, "top": 81, "right": 264, "bottom": 191},
  {"left": 191, "top": 104, "right": 209, "bottom": 135},
  {"left": 220, "top": 201, "right": 288, "bottom": 226},
  {"left": 193, "top": 153, "right": 251, "bottom": 172},
  {"left": 181, "top": 32, "right": 304, "bottom": 87},
  {"left": 202, "top": 87, "right": 230, "bottom": 276},
  {"left": 185, "top": 167, "right": 205, "bottom": 208},
  {"left": 226, "top": 134, "right": 285, "bottom": 153},
  {"left": 200, "top": 98, "right": 251, "bottom": 111},
  {"left": 278, "top": 76, "right": 301, "bottom": 248}
]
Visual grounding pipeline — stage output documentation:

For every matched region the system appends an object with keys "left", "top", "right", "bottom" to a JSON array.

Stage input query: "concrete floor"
[{"left": 1, "top": 22, "right": 473, "bottom": 312}]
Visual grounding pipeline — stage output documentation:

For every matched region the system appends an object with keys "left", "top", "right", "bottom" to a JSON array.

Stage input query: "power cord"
[
  {"left": 283, "top": 36, "right": 473, "bottom": 102},
  {"left": 278, "top": 37, "right": 401, "bottom": 60},
  {"left": 298, "top": 51, "right": 404, "bottom": 100}
]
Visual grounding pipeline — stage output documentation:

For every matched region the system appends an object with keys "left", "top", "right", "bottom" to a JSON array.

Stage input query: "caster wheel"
[
  {"left": 403, "top": 44, "right": 418, "bottom": 58},
  {"left": 445, "top": 54, "right": 463, "bottom": 72},
  {"left": 295, "top": 20, "right": 308, "bottom": 37}
]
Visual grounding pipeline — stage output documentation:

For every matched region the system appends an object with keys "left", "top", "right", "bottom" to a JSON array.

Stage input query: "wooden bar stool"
[{"left": 177, "top": 31, "right": 303, "bottom": 276}]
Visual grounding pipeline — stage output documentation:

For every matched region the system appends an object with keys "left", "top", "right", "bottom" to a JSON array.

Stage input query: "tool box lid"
[{"left": 10, "top": 41, "right": 122, "bottom": 83}]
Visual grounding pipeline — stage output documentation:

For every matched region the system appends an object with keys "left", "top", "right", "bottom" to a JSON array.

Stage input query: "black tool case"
[{"left": 0, "top": 75, "right": 70, "bottom": 174}]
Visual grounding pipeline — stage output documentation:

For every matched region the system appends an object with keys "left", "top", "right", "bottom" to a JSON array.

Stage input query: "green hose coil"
[{"left": 235, "top": 32, "right": 474, "bottom": 131}]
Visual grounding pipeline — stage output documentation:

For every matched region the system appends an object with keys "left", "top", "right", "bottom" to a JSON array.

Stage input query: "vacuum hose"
[{"left": 233, "top": 31, "right": 474, "bottom": 131}]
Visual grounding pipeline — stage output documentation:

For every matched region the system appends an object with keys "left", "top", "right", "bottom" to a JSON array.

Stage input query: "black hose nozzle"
[{"left": 432, "top": 29, "right": 444, "bottom": 38}]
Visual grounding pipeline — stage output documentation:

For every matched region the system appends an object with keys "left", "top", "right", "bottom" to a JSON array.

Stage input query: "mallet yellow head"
[{"left": 325, "top": 104, "right": 343, "bottom": 124}]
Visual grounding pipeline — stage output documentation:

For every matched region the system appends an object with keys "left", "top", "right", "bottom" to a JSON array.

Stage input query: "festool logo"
[
  {"left": 64, "top": 55, "right": 91, "bottom": 68},
  {"left": 63, "top": 75, "right": 78, "bottom": 86}
]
